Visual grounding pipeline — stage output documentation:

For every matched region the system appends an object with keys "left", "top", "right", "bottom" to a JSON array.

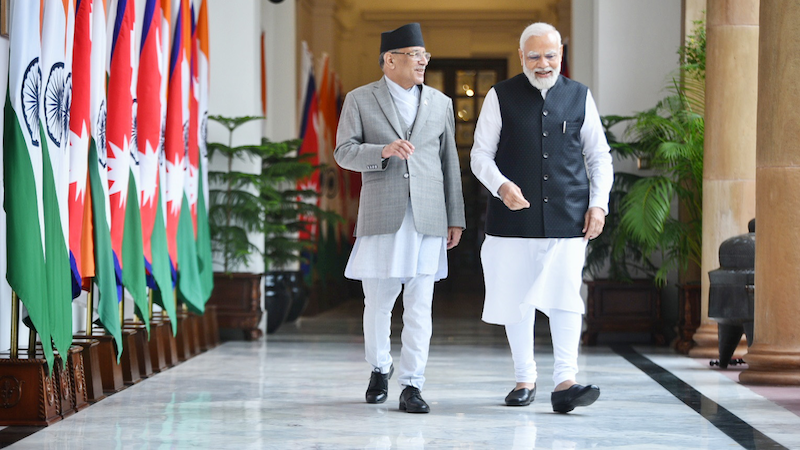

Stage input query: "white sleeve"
[
  {"left": 581, "top": 90, "right": 614, "bottom": 215},
  {"left": 470, "top": 88, "right": 509, "bottom": 198}
]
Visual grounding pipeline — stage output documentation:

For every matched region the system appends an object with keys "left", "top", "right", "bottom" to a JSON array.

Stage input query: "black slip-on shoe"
[
  {"left": 551, "top": 384, "right": 600, "bottom": 413},
  {"left": 505, "top": 385, "right": 536, "bottom": 406}
]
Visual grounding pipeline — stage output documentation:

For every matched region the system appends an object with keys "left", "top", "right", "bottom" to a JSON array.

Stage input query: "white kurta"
[
  {"left": 344, "top": 77, "right": 448, "bottom": 283},
  {"left": 345, "top": 200, "right": 447, "bottom": 282},
  {"left": 471, "top": 80, "right": 613, "bottom": 325},
  {"left": 480, "top": 236, "right": 587, "bottom": 324}
]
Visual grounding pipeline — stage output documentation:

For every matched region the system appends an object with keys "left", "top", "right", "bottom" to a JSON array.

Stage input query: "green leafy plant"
[
  {"left": 618, "top": 86, "right": 704, "bottom": 286},
  {"left": 590, "top": 18, "right": 706, "bottom": 287},
  {"left": 583, "top": 116, "right": 657, "bottom": 282},
  {"left": 260, "top": 141, "right": 341, "bottom": 269},
  {"left": 206, "top": 115, "right": 338, "bottom": 272}
]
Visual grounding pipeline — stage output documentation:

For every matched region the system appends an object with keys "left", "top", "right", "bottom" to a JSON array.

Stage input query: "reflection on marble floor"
[{"left": 6, "top": 303, "right": 800, "bottom": 449}]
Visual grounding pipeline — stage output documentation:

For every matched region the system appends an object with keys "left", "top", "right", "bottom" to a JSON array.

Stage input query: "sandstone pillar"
[
  {"left": 740, "top": 0, "right": 800, "bottom": 385},
  {"left": 689, "top": 0, "right": 758, "bottom": 359}
]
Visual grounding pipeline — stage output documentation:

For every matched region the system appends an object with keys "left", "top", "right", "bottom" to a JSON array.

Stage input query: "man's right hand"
[
  {"left": 498, "top": 181, "right": 530, "bottom": 211},
  {"left": 382, "top": 139, "right": 415, "bottom": 160}
]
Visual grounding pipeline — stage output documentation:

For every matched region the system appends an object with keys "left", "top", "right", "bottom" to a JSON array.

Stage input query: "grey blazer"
[{"left": 334, "top": 76, "right": 466, "bottom": 238}]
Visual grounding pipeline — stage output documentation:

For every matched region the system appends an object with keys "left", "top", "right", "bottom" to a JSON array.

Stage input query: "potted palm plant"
[
  {"left": 583, "top": 18, "right": 705, "bottom": 347},
  {"left": 582, "top": 116, "right": 663, "bottom": 346},
  {"left": 259, "top": 138, "right": 340, "bottom": 333},
  {"left": 205, "top": 115, "right": 333, "bottom": 338}
]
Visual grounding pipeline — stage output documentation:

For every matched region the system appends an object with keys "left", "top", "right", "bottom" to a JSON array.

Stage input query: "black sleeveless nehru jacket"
[{"left": 484, "top": 74, "right": 589, "bottom": 238}]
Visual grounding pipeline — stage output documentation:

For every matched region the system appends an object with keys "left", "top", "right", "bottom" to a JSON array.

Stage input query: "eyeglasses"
[{"left": 390, "top": 50, "right": 431, "bottom": 61}]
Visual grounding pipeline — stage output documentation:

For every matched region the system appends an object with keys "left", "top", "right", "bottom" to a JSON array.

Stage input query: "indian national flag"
[
  {"left": 196, "top": 0, "right": 214, "bottom": 303},
  {"left": 4, "top": 0, "right": 54, "bottom": 370},
  {"left": 40, "top": 0, "right": 75, "bottom": 362},
  {"left": 176, "top": 2, "right": 203, "bottom": 313}
]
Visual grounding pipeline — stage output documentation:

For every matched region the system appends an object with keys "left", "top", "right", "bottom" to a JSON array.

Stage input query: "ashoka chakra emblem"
[
  {"left": 45, "top": 62, "right": 67, "bottom": 148},
  {"left": 21, "top": 57, "right": 41, "bottom": 147}
]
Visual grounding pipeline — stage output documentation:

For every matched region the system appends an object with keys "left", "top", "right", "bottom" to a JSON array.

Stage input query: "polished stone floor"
[{"left": 4, "top": 293, "right": 800, "bottom": 449}]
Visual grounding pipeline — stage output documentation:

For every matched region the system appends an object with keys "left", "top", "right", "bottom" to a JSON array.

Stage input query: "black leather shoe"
[
  {"left": 399, "top": 386, "right": 430, "bottom": 413},
  {"left": 505, "top": 385, "right": 536, "bottom": 406},
  {"left": 365, "top": 365, "right": 394, "bottom": 404},
  {"left": 551, "top": 384, "right": 600, "bottom": 413}
]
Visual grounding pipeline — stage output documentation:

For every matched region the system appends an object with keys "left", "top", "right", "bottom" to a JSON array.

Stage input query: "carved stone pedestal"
[
  {"left": 71, "top": 337, "right": 106, "bottom": 402},
  {"left": 0, "top": 352, "right": 62, "bottom": 426}
]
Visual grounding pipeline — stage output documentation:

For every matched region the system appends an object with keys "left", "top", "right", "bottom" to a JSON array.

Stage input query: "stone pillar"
[
  {"left": 740, "top": 0, "right": 800, "bottom": 386},
  {"left": 689, "top": 0, "right": 758, "bottom": 359}
]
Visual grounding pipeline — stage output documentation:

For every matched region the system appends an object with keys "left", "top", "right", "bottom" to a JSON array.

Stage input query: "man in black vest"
[{"left": 471, "top": 22, "right": 613, "bottom": 413}]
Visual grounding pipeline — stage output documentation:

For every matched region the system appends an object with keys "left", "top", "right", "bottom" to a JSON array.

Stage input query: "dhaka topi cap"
[{"left": 380, "top": 23, "right": 425, "bottom": 53}]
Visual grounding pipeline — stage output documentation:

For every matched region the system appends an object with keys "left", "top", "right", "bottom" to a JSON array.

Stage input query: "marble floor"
[{"left": 3, "top": 294, "right": 800, "bottom": 449}]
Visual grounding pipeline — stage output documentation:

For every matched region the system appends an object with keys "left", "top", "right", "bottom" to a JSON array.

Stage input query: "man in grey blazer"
[{"left": 334, "top": 23, "right": 465, "bottom": 414}]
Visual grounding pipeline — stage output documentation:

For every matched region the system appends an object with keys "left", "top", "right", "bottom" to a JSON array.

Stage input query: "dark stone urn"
[{"left": 708, "top": 219, "right": 755, "bottom": 368}]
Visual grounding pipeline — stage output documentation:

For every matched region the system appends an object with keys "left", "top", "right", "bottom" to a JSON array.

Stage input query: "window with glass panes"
[{"left": 425, "top": 59, "right": 507, "bottom": 290}]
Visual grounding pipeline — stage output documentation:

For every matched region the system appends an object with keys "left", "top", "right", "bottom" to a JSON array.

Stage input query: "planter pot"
[
  {"left": 582, "top": 279, "right": 664, "bottom": 345},
  {"left": 264, "top": 272, "right": 293, "bottom": 334},
  {"left": 283, "top": 271, "right": 310, "bottom": 323},
  {"left": 207, "top": 273, "right": 263, "bottom": 341}
]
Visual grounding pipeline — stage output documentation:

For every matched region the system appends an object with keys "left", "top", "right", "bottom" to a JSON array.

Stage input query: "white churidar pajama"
[
  {"left": 345, "top": 77, "right": 448, "bottom": 390},
  {"left": 471, "top": 82, "right": 613, "bottom": 387},
  {"left": 347, "top": 202, "right": 446, "bottom": 390},
  {"left": 482, "top": 237, "right": 587, "bottom": 385}
]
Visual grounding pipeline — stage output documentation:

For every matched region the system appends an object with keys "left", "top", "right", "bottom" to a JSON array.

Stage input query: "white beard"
[{"left": 523, "top": 65, "right": 560, "bottom": 91}]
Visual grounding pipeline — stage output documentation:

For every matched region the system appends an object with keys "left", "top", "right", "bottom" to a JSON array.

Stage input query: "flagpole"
[
  {"left": 148, "top": 290, "right": 154, "bottom": 321},
  {"left": 86, "top": 285, "right": 94, "bottom": 337},
  {"left": 10, "top": 292, "right": 20, "bottom": 358},
  {"left": 28, "top": 328, "right": 36, "bottom": 357}
]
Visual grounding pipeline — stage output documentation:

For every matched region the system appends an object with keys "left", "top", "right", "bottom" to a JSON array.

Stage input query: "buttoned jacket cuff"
[{"left": 362, "top": 144, "right": 388, "bottom": 171}]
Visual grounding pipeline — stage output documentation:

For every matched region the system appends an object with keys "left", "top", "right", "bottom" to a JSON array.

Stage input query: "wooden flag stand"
[
  {"left": 123, "top": 317, "right": 153, "bottom": 379},
  {"left": 176, "top": 306, "right": 195, "bottom": 362},
  {"left": 0, "top": 293, "right": 74, "bottom": 426},
  {"left": 116, "top": 298, "right": 142, "bottom": 386},
  {"left": 71, "top": 289, "right": 106, "bottom": 403},
  {"left": 204, "top": 304, "right": 220, "bottom": 348}
]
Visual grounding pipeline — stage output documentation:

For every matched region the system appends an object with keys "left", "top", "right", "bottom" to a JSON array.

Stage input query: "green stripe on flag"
[
  {"left": 151, "top": 200, "right": 178, "bottom": 335},
  {"left": 177, "top": 194, "right": 203, "bottom": 314},
  {"left": 42, "top": 129, "right": 73, "bottom": 365},
  {"left": 88, "top": 141, "right": 123, "bottom": 361},
  {"left": 3, "top": 92, "right": 55, "bottom": 372},
  {"left": 122, "top": 171, "right": 149, "bottom": 334},
  {"left": 197, "top": 159, "right": 214, "bottom": 304}
]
